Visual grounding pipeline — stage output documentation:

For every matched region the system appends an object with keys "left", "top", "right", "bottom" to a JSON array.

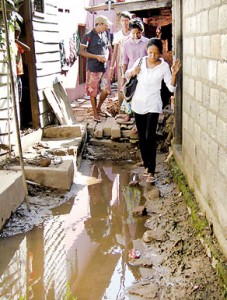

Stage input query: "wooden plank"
[
  {"left": 32, "top": 14, "right": 58, "bottom": 25},
  {"left": 39, "top": 110, "right": 55, "bottom": 128},
  {"left": 36, "top": 52, "right": 61, "bottom": 63},
  {"left": 0, "top": 134, "right": 13, "bottom": 145},
  {"left": 33, "top": 31, "right": 60, "bottom": 43},
  {"left": 45, "top": 4, "right": 58, "bottom": 15},
  {"left": 46, "top": 0, "right": 58, "bottom": 6},
  {"left": 0, "top": 86, "right": 9, "bottom": 98},
  {"left": 0, "top": 108, "right": 13, "bottom": 119},
  {"left": 38, "top": 97, "right": 52, "bottom": 114},
  {"left": 0, "top": 50, "right": 7, "bottom": 61},
  {"left": 0, "top": 63, "right": 8, "bottom": 75},
  {"left": 36, "top": 67, "right": 61, "bottom": 78},
  {"left": 0, "top": 119, "right": 13, "bottom": 135},
  {"left": 0, "top": 74, "right": 8, "bottom": 84},
  {"left": 53, "top": 82, "right": 76, "bottom": 125},
  {"left": 32, "top": 21, "right": 59, "bottom": 32},
  {"left": 36, "top": 60, "right": 61, "bottom": 70},
  {"left": 38, "top": 89, "right": 45, "bottom": 101},
  {"left": 44, "top": 88, "right": 66, "bottom": 125},
  {"left": 36, "top": 63, "right": 61, "bottom": 75},
  {"left": 37, "top": 74, "right": 61, "bottom": 90},
  {"left": 0, "top": 98, "right": 13, "bottom": 110},
  {"left": 34, "top": 41, "right": 60, "bottom": 53}
]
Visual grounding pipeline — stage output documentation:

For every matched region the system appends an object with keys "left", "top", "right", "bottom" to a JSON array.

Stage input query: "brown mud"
[
  {"left": 0, "top": 142, "right": 226, "bottom": 299},
  {"left": 84, "top": 143, "right": 227, "bottom": 300}
]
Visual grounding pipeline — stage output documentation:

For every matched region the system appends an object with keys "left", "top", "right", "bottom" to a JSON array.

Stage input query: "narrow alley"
[
  {"left": 0, "top": 0, "right": 226, "bottom": 299},
  {"left": 0, "top": 107, "right": 226, "bottom": 299}
]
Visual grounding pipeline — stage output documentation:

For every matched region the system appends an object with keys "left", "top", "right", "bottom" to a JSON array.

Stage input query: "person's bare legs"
[
  {"left": 97, "top": 91, "right": 108, "bottom": 114},
  {"left": 90, "top": 96, "right": 100, "bottom": 120}
]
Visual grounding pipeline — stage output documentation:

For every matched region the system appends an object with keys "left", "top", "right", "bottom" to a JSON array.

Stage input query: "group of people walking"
[{"left": 79, "top": 12, "right": 181, "bottom": 183}]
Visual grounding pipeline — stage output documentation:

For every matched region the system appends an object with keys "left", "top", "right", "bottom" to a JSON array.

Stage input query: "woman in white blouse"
[{"left": 125, "top": 38, "right": 181, "bottom": 183}]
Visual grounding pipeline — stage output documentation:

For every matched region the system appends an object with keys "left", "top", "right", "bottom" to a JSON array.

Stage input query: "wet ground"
[
  {"left": 0, "top": 145, "right": 226, "bottom": 299},
  {"left": 0, "top": 158, "right": 147, "bottom": 300}
]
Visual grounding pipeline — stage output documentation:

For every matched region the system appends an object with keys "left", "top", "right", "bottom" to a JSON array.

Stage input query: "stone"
[
  {"left": 94, "top": 122, "right": 103, "bottom": 139},
  {"left": 43, "top": 125, "right": 82, "bottom": 138},
  {"left": 144, "top": 187, "right": 160, "bottom": 200},
  {"left": 103, "top": 117, "right": 116, "bottom": 137},
  {"left": 132, "top": 205, "right": 147, "bottom": 216},
  {"left": 111, "top": 122, "right": 121, "bottom": 139},
  {"left": 39, "top": 158, "right": 51, "bottom": 167},
  {"left": 142, "top": 229, "right": 169, "bottom": 243},
  {"left": 87, "top": 121, "right": 97, "bottom": 136},
  {"left": 9, "top": 159, "right": 74, "bottom": 190}
]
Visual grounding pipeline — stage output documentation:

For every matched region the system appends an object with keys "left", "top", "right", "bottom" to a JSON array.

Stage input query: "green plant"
[
  {"left": 169, "top": 157, "right": 227, "bottom": 295},
  {"left": 0, "top": 0, "right": 23, "bottom": 49},
  {"left": 63, "top": 283, "right": 77, "bottom": 300}
]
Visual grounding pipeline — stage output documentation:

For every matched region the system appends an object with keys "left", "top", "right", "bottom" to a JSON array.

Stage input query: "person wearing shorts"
[{"left": 80, "top": 15, "right": 112, "bottom": 122}]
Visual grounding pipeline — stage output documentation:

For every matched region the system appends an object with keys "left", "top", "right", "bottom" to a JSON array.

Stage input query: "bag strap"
[{"left": 138, "top": 57, "right": 143, "bottom": 67}]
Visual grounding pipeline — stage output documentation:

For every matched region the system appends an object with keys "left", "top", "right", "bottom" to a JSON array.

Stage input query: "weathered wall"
[
  {"left": 32, "top": 0, "right": 62, "bottom": 128},
  {"left": 61, "top": 0, "right": 90, "bottom": 102},
  {"left": 181, "top": 1, "right": 227, "bottom": 254}
]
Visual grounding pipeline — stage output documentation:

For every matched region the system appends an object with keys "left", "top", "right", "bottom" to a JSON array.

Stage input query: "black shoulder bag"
[{"left": 123, "top": 58, "right": 143, "bottom": 103}]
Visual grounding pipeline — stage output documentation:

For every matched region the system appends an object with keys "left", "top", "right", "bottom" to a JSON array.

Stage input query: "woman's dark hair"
[
  {"left": 120, "top": 11, "right": 132, "bottom": 20},
  {"left": 129, "top": 19, "right": 144, "bottom": 32},
  {"left": 147, "top": 37, "right": 163, "bottom": 54}
]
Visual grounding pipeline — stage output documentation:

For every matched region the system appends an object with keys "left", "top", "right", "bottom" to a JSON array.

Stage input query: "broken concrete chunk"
[
  {"left": 143, "top": 229, "right": 169, "bottom": 243},
  {"left": 132, "top": 205, "right": 147, "bottom": 216}
]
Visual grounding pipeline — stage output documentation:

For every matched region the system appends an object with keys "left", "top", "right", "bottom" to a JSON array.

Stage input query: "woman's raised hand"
[{"left": 171, "top": 59, "right": 181, "bottom": 75}]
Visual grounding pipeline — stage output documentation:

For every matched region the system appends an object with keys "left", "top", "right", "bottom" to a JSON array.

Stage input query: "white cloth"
[
  {"left": 112, "top": 30, "right": 130, "bottom": 66},
  {"left": 126, "top": 57, "right": 176, "bottom": 114},
  {"left": 112, "top": 29, "right": 130, "bottom": 45}
]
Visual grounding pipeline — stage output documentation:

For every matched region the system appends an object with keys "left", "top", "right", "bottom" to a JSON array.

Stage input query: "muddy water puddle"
[{"left": 0, "top": 160, "right": 147, "bottom": 300}]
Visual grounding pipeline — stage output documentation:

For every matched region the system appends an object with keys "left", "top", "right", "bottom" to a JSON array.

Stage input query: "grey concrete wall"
[
  {"left": 181, "top": 1, "right": 227, "bottom": 254},
  {"left": 0, "top": 171, "right": 26, "bottom": 230}
]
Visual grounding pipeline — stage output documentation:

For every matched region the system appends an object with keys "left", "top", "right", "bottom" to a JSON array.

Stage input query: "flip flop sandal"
[
  {"left": 93, "top": 117, "right": 101, "bottom": 122},
  {"left": 146, "top": 176, "right": 157, "bottom": 183},
  {"left": 98, "top": 111, "right": 107, "bottom": 117},
  {"left": 143, "top": 169, "right": 149, "bottom": 177}
]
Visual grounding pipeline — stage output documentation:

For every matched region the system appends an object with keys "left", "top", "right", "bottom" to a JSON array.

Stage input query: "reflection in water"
[{"left": 0, "top": 160, "right": 146, "bottom": 300}]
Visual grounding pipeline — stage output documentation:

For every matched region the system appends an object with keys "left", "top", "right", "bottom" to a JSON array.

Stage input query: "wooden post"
[
  {"left": 172, "top": 0, "right": 183, "bottom": 144},
  {"left": 7, "top": 69, "right": 12, "bottom": 158},
  {"left": 1, "top": 0, "right": 30, "bottom": 209},
  {"left": 23, "top": 0, "right": 40, "bottom": 128}
]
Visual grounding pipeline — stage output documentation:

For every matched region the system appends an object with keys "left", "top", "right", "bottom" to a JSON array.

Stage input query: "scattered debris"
[{"left": 128, "top": 248, "right": 141, "bottom": 260}]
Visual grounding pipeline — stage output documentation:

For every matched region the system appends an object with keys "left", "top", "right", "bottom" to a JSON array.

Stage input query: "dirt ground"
[
  {"left": 1, "top": 140, "right": 226, "bottom": 299},
  {"left": 84, "top": 142, "right": 227, "bottom": 300}
]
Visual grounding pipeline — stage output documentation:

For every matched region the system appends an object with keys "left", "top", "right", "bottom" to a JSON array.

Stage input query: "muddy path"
[
  {"left": 84, "top": 144, "right": 226, "bottom": 299},
  {"left": 0, "top": 142, "right": 226, "bottom": 299}
]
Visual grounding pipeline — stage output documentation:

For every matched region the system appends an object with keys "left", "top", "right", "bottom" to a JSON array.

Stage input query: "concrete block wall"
[{"left": 182, "top": 1, "right": 227, "bottom": 253}]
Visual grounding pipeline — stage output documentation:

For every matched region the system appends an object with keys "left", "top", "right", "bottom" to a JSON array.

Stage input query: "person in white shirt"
[
  {"left": 125, "top": 38, "right": 181, "bottom": 183},
  {"left": 109, "top": 11, "right": 132, "bottom": 110}
]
